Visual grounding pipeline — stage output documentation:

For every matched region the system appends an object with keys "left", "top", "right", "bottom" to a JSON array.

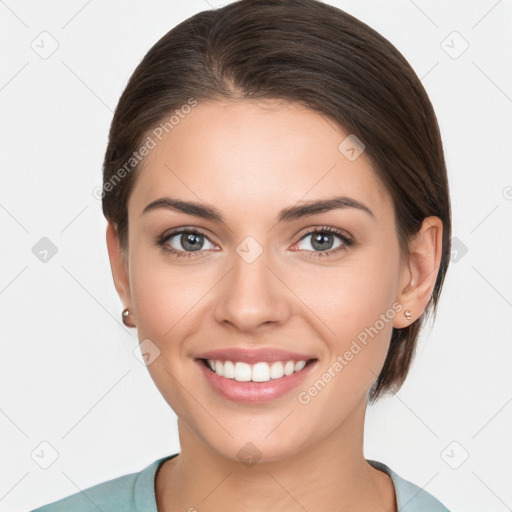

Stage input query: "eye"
[
  {"left": 155, "top": 226, "right": 354, "bottom": 260},
  {"left": 293, "top": 227, "right": 354, "bottom": 258},
  {"left": 156, "top": 229, "right": 216, "bottom": 258}
]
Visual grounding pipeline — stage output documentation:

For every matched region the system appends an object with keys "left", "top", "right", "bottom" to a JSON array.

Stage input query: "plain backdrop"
[{"left": 1, "top": 1, "right": 511, "bottom": 511}]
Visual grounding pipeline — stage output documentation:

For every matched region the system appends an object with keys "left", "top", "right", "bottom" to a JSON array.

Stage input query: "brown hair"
[{"left": 102, "top": 0, "right": 451, "bottom": 403}]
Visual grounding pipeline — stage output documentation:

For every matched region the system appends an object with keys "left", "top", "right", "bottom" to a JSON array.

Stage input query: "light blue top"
[{"left": 30, "top": 454, "right": 450, "bottom": 511}]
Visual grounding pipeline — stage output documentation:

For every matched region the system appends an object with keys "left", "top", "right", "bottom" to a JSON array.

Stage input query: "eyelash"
[{"left": 155, "top": 226, "right": 355, "bottom": 260}]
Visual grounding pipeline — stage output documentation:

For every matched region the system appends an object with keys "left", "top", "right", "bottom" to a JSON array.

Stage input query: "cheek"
[
  {"left": 297, "top": 244, "right": 401, "bottom": 392},
  {"left": 303, "top": 243, "right": 400, "bottom": 335},
  {"left": 128, "top": 247, "right": 207, "bottom": 342},
  {"left": 127, "top": 254, "right": 202, "bottom": 413}
]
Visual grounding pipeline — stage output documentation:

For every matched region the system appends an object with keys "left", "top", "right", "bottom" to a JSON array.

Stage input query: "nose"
[{"left": 213, "top": 245, "right": 292, "bottom": 333}]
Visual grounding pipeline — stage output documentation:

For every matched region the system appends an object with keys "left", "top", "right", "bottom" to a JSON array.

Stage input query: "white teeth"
[
  {"left": 270, "top": 361, "right": 284, "bottom": 379},
  {"left": 206, "top": 359, "right": 309, "bottom": 382},
  {"left": 234, "top": 362, "right": 252, "bottom": 382},
  {"left": 294, "top": 360, "right": 306, "bottom": 372},
  {"left": 223, "top": 360, "right": 235, "bottom": 379},
  {"left": 284, "top": 361, "right": 295, "bottom": 376},
  {"left": 252, "top": 362, "right": 270, "bottom": 382}
]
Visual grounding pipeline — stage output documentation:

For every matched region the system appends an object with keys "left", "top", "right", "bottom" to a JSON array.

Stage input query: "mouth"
[
  {"left": 199, "top": 357, "right": 318, "bottom": 383},
  {"left": 194, "top": 355, "right": 319, "bottom": 403}
]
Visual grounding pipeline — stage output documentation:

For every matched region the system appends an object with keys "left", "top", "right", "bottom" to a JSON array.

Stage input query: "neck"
[{"left": 155, "top": 397, "right": 396, "bottom": 512}]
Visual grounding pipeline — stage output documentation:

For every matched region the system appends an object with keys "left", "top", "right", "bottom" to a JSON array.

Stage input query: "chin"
[{"left": 203, "top": 429, "right": 313, "bottom": 468}]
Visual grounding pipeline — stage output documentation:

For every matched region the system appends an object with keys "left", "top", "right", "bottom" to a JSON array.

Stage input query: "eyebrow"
[{"left": 142, "top": 196, "right": 375, "bottom": 223}]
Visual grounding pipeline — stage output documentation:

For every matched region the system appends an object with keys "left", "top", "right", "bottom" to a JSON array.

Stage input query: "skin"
[{"left": 106, "top": 99, "right": 443, "bottom": 512}]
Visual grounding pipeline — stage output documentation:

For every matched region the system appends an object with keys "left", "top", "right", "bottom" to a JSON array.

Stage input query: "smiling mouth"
[{"left": 199, "top": 358, "right": 317, "bottom": 383}]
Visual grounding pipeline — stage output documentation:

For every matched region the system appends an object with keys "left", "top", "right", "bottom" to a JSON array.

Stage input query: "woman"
[{"left": 32, "top": 0, "right": 452, "bottom": 510}]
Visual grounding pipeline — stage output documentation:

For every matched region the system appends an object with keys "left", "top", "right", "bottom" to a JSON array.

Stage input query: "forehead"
[{"left": 128, "top": 99, "right": 392, "bottom": 222}]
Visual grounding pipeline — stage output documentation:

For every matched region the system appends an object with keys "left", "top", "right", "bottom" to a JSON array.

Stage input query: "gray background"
[{"left": 1, "top": 1, "right": 511, "bottom": 510}]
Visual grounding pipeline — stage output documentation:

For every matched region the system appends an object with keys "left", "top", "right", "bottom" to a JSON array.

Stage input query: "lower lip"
[{"left": 196, "top": 359, "right": 318, "bottom": 403}]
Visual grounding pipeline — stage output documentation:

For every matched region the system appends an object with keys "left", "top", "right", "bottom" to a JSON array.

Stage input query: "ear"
[
  {"left": 105, "top": 222, "right": 132, "bottom": 309},
  {"left": 393, "top": 216, "right": 443, "bottom": 328}
]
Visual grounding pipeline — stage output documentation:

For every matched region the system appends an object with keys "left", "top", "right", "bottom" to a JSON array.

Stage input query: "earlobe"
[
  {"left": 105, "top": 222, "right": 132, "bottom": 309},
  {"left": 394, "top": 216, "right": 443, "bottom": 329}
]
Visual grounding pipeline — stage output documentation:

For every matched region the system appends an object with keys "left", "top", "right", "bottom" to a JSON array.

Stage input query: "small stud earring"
[
  {"left": 404, "top": 310, "right": 412, "bottom": 320},
  {"left": 122, "top": 307, "right": 135, "bottom": 328}
]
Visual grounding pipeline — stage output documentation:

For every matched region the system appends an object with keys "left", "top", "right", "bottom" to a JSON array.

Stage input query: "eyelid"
[
  {"left": 159, "top": 225, "right": 215, "bottom": 241},
  {"left": 295, "top": 225, "right": 353, "bottom": 243}
]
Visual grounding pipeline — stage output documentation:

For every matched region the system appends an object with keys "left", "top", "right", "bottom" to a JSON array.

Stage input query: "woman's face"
[{"left": 118, "top": 99, "right": 411, "bottom": 462}]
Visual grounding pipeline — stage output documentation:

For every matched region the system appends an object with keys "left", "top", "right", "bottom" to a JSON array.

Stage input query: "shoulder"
[
  {"left": 368, "top": 459, "right": 451, "bottom": 511},
  {"left": 29, "top": 456, "right": 174, "bottom": 512}
]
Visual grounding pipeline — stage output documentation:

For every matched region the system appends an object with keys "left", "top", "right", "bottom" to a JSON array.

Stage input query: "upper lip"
[{"left": 194, "top": 347, "right": 317, "bottom": 364}]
